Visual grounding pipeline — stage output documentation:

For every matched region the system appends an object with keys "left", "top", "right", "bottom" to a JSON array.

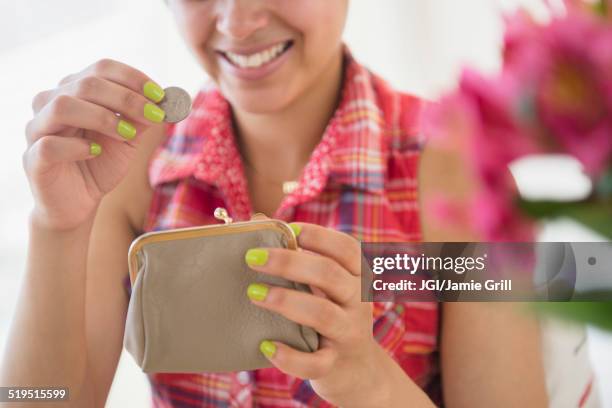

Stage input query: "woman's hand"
[
  {"left": 243, "top": 222, "right": 407, "bottom": 407},
  {"left": 23, "top": 58, "right": 167, "bottom": 231}
]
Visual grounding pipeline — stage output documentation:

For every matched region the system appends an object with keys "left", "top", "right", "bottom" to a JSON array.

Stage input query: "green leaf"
[
  {"left": 562, "top": 203, "right": 612, "bottom": 239},
  {"left": 517, "top": 199, "right": 576, "bottom": 218},
  {"left": 595, "top": 165, "right": 612, "bottom": 199},
  {"left": 517, "top": 199, "right": 612, "bottom": 239},
  {"left": 593, "top": 0, "right": 608, "bottom": 17},
  {"left": 532, "top": 301, "right": 612, "bottom": 331}
]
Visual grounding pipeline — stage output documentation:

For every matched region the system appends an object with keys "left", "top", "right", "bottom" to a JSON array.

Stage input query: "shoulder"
[
  {"left": 364, "top": 74, "right": 479, "bottom": 240},
  {"left": 368, "top": 71, "right": 426, "bottom": 153},
  {"left": 340, "top": 50, "right": 425, "bottom": 154},
  {"left": 359, "top": 70, "right": 425, "bottom": 194}
]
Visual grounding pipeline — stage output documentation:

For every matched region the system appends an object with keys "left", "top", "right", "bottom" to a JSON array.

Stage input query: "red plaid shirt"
[{"left": 129, "top": 48, "right": 441, "bottom": 407}]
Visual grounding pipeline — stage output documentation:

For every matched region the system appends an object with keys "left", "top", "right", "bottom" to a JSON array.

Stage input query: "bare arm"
[
  {"left": 0, "top": 58, "right": 166, "bottom": 407},
  {"left": 419, "top": 142, "right": 548, "bottom": 406},
  {"left": 1, "top": 216, "right": 94, "bottom": 398},
  {"left": 441, "top": 302, "right": 547, "bottom": 407},
  {"left": 82, "top": 125, "right": 164, "bottom": 406},
  {"left": 1, "top": 127, "right": 162, "bottom": 407}
]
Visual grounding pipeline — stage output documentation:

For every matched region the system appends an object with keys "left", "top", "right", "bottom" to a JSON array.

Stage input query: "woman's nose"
[{"left": 215, "top": 0, "right": 269, "bottom": 41}]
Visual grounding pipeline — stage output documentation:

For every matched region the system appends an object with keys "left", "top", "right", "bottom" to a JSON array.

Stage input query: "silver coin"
[{"left": 159, "top": 86, "right": 192, "bottom": 123}]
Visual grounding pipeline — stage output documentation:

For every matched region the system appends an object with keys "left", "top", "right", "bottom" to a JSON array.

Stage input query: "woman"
[{"left": 1, "top": 1, "right": 548, "bottom": 406}]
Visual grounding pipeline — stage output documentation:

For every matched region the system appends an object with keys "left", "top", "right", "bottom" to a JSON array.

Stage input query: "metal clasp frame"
[{"left": 214, "top": 207, "right": 233, "bottom": 224}]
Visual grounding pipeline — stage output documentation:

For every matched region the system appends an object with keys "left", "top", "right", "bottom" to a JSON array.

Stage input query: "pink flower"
[
  {"left": 423, "top": 2, "right": 612, "bottom": 240},
  {"left": 503, "top": 10, "right": 543, "bottom": 68},
  {"left": 458, "top": 70, "right": 539, "bottom": 176},
  {"left": 423, "top": 71, "right": 536, "bottom": 241},
  {"left": 564, "top": 0, "right": 612, "bottom": 21},
  {"left": 425, "top": 70, "right": 538, "bottom": 176},
  {"left": 470, "top": 179, "right": 535, "bottom": 242},
  {"left": 502, "top": 7, "right": 612, "bottom": 174},
  {"left": 458, "top": 73, "right": 536, "bottom": 241}
]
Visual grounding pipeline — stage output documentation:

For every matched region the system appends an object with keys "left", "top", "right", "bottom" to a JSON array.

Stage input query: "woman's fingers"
[
  {"left": 26, "top": 95, "right": 146, "bottom": 146},
  {"left": 290, "top": 223, "right": 362, "bottom": 276},
  {"left": 58, "top": 58, "right": 164, "bottom": 103},
  {"left": 249, "top": 285, "right": 348, "bottom": 341},
  {"left": 23, "top": 135, "right": 100, "bottom": 174},
  {"left": 245, "top": 248, "right": 359, "bottom": 306},
  {"left": 32, "top": 59, "right": 166, "bottom": 132},
  {"left": 35, "top": 76, "right": 165, "bottom": 126},
  {"left": 31, "top": 89, "right": 54, "bottom": 114},
  {"left": 259, "top": 341, "right": 338, "bottom": 380}
]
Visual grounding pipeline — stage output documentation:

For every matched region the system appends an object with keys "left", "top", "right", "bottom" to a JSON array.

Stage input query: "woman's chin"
[{"left": 225, "top": 89, "right": 294, "bottom": 115}]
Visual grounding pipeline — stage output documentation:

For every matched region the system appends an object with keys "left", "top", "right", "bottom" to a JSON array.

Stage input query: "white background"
[{"left": 0, "top": 0, "right": 610, "bottom": 407}]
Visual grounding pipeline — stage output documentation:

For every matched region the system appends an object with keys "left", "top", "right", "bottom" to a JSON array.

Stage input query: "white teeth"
[{"left": 225, "top": 42, "right": 288, "bottom": 69}]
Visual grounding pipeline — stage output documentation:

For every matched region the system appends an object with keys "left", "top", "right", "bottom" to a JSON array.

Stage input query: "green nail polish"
[
  {"left": 143, "top": 81, "right": 165, "bottom": 103},
  {"left": 245, "top": 248, "right": 268, "bottom": 266},
  {"left": 117, "top": 120, "right": 136, "bottom": 140},
  {"left": 144, "top": 103, "right": 165, "bottom": 123},
  {"left": 289, "top": 223, "right": 301, "bottom": 237},
  {"left": 90, "top": 142, "right": 102, "bottom": 156},
  {"left": 260, "top": 340, "right": 276, "bottom": 358},
  {"left": 247, "top": 283, "right": 269, "bottom": 301}
]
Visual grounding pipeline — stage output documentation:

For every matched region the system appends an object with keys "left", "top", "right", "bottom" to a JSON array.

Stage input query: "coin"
[{"left": 159, "top": 86, "right": 192, "bottom": 123}]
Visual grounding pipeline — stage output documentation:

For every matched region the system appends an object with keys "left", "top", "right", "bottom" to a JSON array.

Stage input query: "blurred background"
[{"left": 0, "top": 0, "right": 610, "bottom": 406}]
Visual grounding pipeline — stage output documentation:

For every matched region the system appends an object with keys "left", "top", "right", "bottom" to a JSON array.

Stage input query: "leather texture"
[{"left": 124, "top": 225, "right": 319, "bottom": 373}]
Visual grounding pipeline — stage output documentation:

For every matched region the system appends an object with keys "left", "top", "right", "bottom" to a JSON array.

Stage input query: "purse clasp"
[{"left": 214, "top": 207, "right": 233, "bottom": 224}]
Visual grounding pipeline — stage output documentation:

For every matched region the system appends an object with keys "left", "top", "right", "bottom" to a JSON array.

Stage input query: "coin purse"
[{"left": 124, "top": 208, "right": 319, "bottom": 373}]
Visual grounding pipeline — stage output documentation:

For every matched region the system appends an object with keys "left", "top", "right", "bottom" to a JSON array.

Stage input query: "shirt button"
[{"left": 237, "top": 371, "right": 250, "bottom": 385}]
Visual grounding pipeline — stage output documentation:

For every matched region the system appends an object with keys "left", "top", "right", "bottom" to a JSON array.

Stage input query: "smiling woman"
[
  {"left": 168, "top": 0, "right": 347, "bottom": 118},
  {"left": 0, "top": 0, "right": 609, "bottom": 407}
]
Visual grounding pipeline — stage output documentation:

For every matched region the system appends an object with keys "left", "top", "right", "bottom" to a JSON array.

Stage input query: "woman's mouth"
[{"left": 217, "top": 40, "right": 294, "bottom": 81}]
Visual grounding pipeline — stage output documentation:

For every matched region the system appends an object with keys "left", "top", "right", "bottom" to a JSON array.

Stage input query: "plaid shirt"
[{"left": 128, "top": 48, "right": 440, "bottom": 407}]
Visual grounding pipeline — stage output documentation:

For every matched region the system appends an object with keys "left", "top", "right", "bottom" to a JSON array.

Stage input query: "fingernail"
[
  {"left": 245, "top": 248, "right": 268, "bottom": 266},
  {"left": 143, "top": 81, "right": 165, "bottom": 103},
  {"left": 247, "top": 283, "right": 269, "bottom": 301},
  {"left": 259, "top": 340, "right": 276, "bottom": 358},
  {"left": 90, "top": 142, "right": 102, "bottom": 156},
  {"left": 289, "top": 223, "right": 301, "bottom": 237},
  {"left": 144, "top": 103, "right": 165, "bottom": 123},
  {"left": 117, "top": 120, "right": 136, "bottom": 140}
]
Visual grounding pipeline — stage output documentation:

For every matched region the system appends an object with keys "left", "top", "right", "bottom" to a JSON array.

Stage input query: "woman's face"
[{"left": 169, "top": 0, "right": 349, "bottom": 114}]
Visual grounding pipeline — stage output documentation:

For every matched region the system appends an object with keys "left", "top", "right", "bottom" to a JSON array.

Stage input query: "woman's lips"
[{"left": 217, "top": 40, "right": 294, "bottom": 81}]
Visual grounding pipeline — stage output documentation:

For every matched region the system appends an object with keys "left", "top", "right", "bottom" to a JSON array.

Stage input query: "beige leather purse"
[{"left": 124, "top": 207, "right": 319, "bottom": 373}]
